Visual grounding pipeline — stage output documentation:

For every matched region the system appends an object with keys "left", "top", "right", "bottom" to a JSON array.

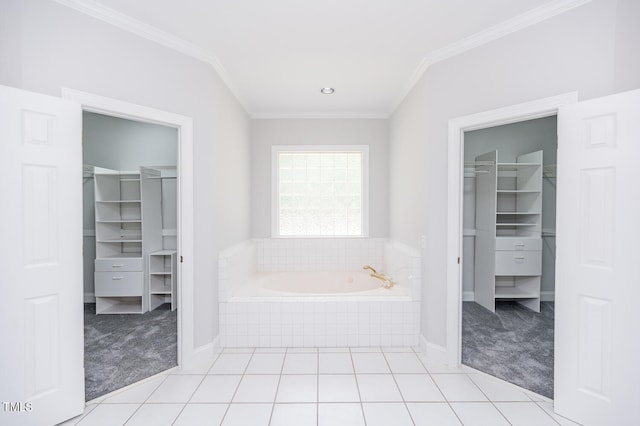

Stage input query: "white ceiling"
[{"left": 77, "top": 0, "right": 564, "bottom": 117}]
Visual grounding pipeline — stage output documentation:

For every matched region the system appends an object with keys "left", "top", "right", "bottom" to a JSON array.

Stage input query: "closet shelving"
[
  {"left": 141, "top": 166, "right": 177, "bottom": 312},
  {"left": 93, "top": 167, "right": 146, "bottom": 314},
  {"left": 474, "top": 150, "right": 543, "bottom": 313},
  {"left": 90, "top": 165, "right": 178, "bottom": 314},
  {"left": 149, "top": 250, "right": 177, "bottom": 311}
]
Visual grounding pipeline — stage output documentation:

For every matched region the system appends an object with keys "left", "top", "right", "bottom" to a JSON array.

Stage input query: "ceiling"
[{"left": 77, "top": 0, "right": 562, "bottom": 117}]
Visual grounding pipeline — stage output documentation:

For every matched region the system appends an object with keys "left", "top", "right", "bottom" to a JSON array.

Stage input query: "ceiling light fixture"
[{"left": 320, "top": 87, "right": 335, "bottom": 94}]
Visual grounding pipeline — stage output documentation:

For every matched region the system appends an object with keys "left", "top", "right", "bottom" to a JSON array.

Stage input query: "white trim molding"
[
  {"left": 389, "top": 0, "right": 591, "bottom": 114},
  {"left": 54, "top": 0, "right": 249, "bottom": 114},
  {"left": 63, "top": 88, "right": 198, "bottom": 370},
  {"left": 251, "top": 112, "right": 390, "bottom": 120},
  {"left": 446, "top": 92, "right": 578, "bottom": 367},
  {"left": 419, "top": 335, "right": 448, "bottom": 365}
]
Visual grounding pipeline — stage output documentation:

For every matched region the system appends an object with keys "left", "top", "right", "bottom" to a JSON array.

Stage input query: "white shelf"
[
  {"left": 148, "top": 247, "right": 177, "bottom": 311},
  {"left": 150, "top": 249, "right": 177, "bottom": 255},
  {"left": 96, "top": 200, "right": 142, "bottom": 203},
  {"left": 497, "top": 163, "right": 541, "bottom": 170},
  {"left": 96, "top": 219, "right": 142, "bottom": 223},
  {"left": 497, "top": 189, "right": 540, "bottom": 193},
  {"left": 495, "top": 287, "right": 540, "bottom": 299},
  {"left": 96, "top": 299, "right": 143, "bottom": 314},
  {"left": 95, "top": 253, "right": 142, "bottom": 259},
  {"left": 496, "top": 212, "right": 539, "bottom": 215}
]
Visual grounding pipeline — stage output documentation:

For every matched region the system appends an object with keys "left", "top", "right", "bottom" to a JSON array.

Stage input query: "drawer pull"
[
  {"left": 111, "top": 263, "right": 125, "bottom": 268},
  {"left": 514, "top": 243, "right": 525, "bottom": 248},
  {"left": 111, "top": 276, "right": 124, "bottom": 280},
  {"left": 513, "top": 256, "right": 525, "bottom": 263}
]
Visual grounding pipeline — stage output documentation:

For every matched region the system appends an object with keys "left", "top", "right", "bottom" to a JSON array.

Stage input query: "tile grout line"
[
  {"left": 412, "top": 346, "right": 466, "bottom": 426},
  {"left": 267, "top": 347, "right": 288, "bottom": 425},
  {"left": 380, "top": 349, "right": 416, "bottom": 425},
  {"left": 220, "top": 347, "right": 256, "bottom": 425},
  {"left": 120, "top": 370, "right": 175, "bottom": 426},
  {"left": 316, "top": 348, "right": 320, "bottom": 425},
  {"left": 170, "top": 351, "right": 224, "bottom": 425},
  {"left": 349, "top": 347, "right": 368, "bottom": 426},
  {"left": 534, "top": 401, "right": 566, "bottom": 426},
  {"left": 465, "top": 373, "right": 515, "bottom": 426}
]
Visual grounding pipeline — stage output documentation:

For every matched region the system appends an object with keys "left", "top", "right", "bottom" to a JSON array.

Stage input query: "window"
[{"left": 272, "top": 145, "right": 369, "bottom": 237}]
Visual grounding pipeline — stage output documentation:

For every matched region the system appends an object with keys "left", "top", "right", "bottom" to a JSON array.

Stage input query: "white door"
[
  {"left": 0, "top": 85, "right": 84, "bottom": 425},
  {"left": 555, "top": 89, "right": 640, "bottom": 424}
]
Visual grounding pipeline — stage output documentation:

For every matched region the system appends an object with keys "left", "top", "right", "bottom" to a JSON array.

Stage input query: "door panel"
[
  {"left": 555, "top": 89, "right": 640, "bottom": 425},
  {"left": 0, "top": 85, "right": 84, "bottom": 426}
]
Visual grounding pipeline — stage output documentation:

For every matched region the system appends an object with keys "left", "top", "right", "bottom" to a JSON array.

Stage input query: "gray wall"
[
  {"left": 251, "top": 119, "right": 390, "bottom": 237},
  {"left": 463, "top": 116, "right": 557, "bottom": 298},
  {"left": 0, "top": 0, "right": 251, "bottom": 349},
  {"left": 83, "top": 112, "right": 177, "bottom": 170},
  {"left": 389, "top": 0, "right": 639, "bottom": 349}
]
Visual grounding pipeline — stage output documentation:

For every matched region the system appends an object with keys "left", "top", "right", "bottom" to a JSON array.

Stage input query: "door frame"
[
  {"left": 445, "top": 92, "right": 578, "bottom": 367},
  {"left": 62, "top": 88, "right": 197, "bottom": 369}
]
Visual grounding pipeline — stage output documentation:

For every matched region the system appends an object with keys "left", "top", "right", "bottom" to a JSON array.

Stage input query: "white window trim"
[{"left": 271, "top": 145, "right": 370, "bottom": 238}]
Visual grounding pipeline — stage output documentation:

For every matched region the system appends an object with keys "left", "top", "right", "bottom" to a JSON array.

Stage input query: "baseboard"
[
  {"left": 540, "top": 291, "right": 555, "bottom": 302},
  {"left": 211, "top": 335, "right": 222, "bottom": 355},
  {"left": 419, "top": 334, "right": 448, "bottom": 364},
  {"left": 84, "top": 292, "right": 96, "bottom": 303},
  {"left": 463, "top": 291, "right": 554, "bottom": 302},
  {"left": 184, "top": 340, "right": 216, "bottom": 370}
]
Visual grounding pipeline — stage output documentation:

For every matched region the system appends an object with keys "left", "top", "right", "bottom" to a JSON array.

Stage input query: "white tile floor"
[{"left": 60, "top": 347, "right": 579, "bottom": 426}]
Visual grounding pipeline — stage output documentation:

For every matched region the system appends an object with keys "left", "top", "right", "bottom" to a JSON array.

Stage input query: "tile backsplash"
[{"left": 256, "top": 238, "right": 385, "bottom": 272}]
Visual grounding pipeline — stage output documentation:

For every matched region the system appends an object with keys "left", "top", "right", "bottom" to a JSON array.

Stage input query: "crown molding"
[
  {"left": 56, "top": 0, "right": 590, "bottom": 121},
  {"left": 55, "top": 0, "right": 251, "bottom": 114},
  {"left": 251, "top": 112, "right": 389, "bottom": 120},
  {"left": 389, "top": 0, "right": 591, "bottom": 115}
]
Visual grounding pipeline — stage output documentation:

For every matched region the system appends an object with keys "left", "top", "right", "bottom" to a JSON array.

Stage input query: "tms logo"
[{"left": 2, "top": 402, "right": 33, "bottom": 413}]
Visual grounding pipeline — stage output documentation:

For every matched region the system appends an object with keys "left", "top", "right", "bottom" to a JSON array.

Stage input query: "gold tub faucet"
[
  {"left": 362, "top": 265, "right": 378, "bottom": 274},
  {"left": 363, "top": 265, "right": 396, "bottom": 289}
]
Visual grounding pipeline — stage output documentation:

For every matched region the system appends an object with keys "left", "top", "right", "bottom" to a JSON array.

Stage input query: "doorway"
[
  {"left": 444, "top": 92, "right": 578, "bottom": 394},
  {"left": 461, "top": 116, "right": 557, "bottom": 397},
  {"left": 82, "top": 112, "right": 179, "bottom": 400},
  {"left": 62, "top": 88, "right": 198, "bottom": 399}
]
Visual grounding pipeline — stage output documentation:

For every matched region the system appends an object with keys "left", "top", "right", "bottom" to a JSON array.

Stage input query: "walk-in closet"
[
  {"left": 461, "top": 116, "right": 557, "bottom": 398},
  {"left": 82, "top": 112, "right": 179, "bottom": 401}
]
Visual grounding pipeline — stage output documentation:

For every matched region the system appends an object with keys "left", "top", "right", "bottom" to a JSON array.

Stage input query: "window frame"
[{"left": 271, "top": 145, "right": 370, "bottom": 238}]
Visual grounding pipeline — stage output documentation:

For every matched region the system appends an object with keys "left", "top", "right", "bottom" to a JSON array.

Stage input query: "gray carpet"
[
  {"left": 84, "top": 303, "right": 177, "bottom": 401},
  {"left": 462, "top": 301, "right": 554, "bottom": 398}
]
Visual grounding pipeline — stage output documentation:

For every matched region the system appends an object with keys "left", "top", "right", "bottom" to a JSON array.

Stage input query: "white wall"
[
  {"left": 389, "top": 0, "right": 639, "bottom": 349},
  {"left": 251, "top": 119, "right": 389, "bottom": 237},
  {"left": 462, "top": 116, "right": 557, "bottom": 298},
  {"left": 614, "top": 0, "right": 640, "bottom": 93},
  {"left": 0, "top": 0, "right": 251, "bottom": 350}
]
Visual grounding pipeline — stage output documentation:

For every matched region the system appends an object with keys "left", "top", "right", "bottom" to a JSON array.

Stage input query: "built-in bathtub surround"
[
  {"left": 218, "top": 238, "right": 421, "bottom": 348},
  {"left": 256, "top": 238, "right": 385, "bottom": 273}
]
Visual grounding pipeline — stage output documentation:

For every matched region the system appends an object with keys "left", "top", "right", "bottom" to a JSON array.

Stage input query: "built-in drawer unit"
[
  {"left": 495, "top": 237, "right": 542, "bottom": 252},
  {"left": 495, "top": 251, "right": 542, "bottom": 276},
  {"left": 95, "top": 257, "right": 143, "bottom": 272},
  {"left": 94, "top": 271, "right": 142, "bottom": 297}
]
